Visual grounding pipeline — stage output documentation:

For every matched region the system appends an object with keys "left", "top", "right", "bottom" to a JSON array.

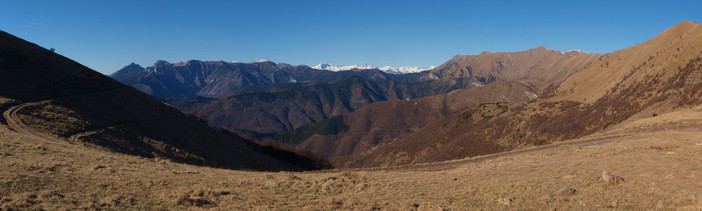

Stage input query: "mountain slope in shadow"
[{"left": 0, "top": 30, "right": 309, "bottom": 171}]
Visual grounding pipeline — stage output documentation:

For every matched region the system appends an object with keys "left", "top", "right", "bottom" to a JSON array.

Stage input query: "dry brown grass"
[
  {"left": 3, "top": 105, "right": 702, "bottom": 209},
  {"left": 349, "top": 22, "right": 702, "bottom": 168}
]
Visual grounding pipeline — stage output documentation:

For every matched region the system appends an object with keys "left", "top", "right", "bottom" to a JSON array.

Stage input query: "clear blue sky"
[{"left": 1, "top": 0, "right": 701, "bottom": 74}]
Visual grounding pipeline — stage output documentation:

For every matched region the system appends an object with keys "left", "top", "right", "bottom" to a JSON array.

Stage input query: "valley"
[{"left": 1, "top": 3, "right": 701, "bottom": 208}]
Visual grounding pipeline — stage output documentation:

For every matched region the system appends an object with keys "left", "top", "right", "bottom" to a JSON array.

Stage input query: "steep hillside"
[
  {"left": 0, "top": 30, "right": 300, "bottom": 171},
  {"left": 296, "top": 81, "right": 536, "bottom": 166},
  {"left": 111, "top": 60, "right": 416, "bottom": 98},
  {"left": 351, "top": 21, "right": 702, "bottom": 167},
  {"left": 426, "top": 47, "right": 600, "bottom": 92},
  {"left": 553, "top": 21, "right": 702, "bottom": 103}
]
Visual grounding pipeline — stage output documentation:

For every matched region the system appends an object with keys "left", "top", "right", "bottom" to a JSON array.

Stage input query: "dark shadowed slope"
[{"left": 0, "top": 30, "right": 299, "bottom": 171}]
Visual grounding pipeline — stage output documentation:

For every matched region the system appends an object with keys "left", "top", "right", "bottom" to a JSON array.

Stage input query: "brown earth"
[{"left": 351, "top": 21, "right": 702, "bottom": 167}]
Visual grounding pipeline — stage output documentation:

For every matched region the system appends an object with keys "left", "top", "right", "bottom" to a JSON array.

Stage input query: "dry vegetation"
[{"left": 2, "top": 105, "right": 702, "bottom": 209}]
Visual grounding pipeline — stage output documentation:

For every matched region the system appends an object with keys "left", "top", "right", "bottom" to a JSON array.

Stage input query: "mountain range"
[
  {"left": 140, "top": 21, "right": 702, "bottom": 169},
  {"left": 311, "top": 63, "right": 435, "bottom": 74},
  {"left": 283, "top": 47, "right": 600, "bottom": 166},
  {"left": 113, "top": 46, "right": 598, "bottom": 136},
  {"left": 110, "top": 60, "right": 418, "bottom": 98}
]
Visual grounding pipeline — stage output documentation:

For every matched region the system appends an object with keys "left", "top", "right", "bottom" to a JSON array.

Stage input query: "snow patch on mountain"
[
  {"left": 566, "top": 49, "right": 586, "bottom": 54},
  {"left": 312, "top": 63, "right": 376, "bottom": 71},
  {"left": 312, "top": 63, "right": 435, "bottom": 74}
]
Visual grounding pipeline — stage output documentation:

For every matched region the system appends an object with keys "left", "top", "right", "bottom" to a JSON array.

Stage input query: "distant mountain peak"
[
  {"left": 126, "top": 62, "right": 142, "bottom": 68},
  {"left": 671, "top": 20, "right": 699, "bottom": 30},
  {"left": 154, "top": 60, "right": 170, "bottom": 66},
  {"left": 110, "top": 62, "right": 145, "bottom": 78}
]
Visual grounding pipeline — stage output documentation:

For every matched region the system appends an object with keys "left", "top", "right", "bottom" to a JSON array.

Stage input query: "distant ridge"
[
  {"left": 311, "top": 63, "right": 435, "bottom": 74},
  {"left": 110, "top": 60, "right": 417, "bottom": 98}
]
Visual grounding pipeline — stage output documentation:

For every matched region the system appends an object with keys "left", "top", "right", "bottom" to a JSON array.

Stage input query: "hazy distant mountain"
[
  {"left": 312, "top": 63, "right": 435, "bottom": 74},
  {"left": 110, "top": 60, "right": 421, "bottom": 98}
]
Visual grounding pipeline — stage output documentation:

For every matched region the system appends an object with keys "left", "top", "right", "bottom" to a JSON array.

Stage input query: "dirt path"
[
  {"left": 393, "top": 132, "right": 634, "bottom": 171},
  {"left": 1, "top": 88, "right": 125, "bottom": 141},
  {"left": 318, "top": 131, "right": 636, "bottom": 173}
]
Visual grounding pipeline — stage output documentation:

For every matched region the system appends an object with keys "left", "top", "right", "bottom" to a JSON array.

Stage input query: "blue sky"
[{"left": 1, "top": 0, "right": 701, "bottom": 74}]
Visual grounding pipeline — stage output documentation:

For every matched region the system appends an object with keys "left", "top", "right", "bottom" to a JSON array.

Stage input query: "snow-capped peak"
[
  {"left": 312, "top": 63, "right": 434, "bottom": 74},
  {"left": 552, "top": 49, "right": 587, "bottom": 55},
  {"left": 312, "top": 63, "right": 332, "bottom": 70},
  {"left": 312, "top": 63, "right": 376, "bottom": 71},
  {"left": 253, "top": 59, "right": 270, "bottom": 63},
  {"left": 378, "top": 65, "right": 436, "bottom": 74}
]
